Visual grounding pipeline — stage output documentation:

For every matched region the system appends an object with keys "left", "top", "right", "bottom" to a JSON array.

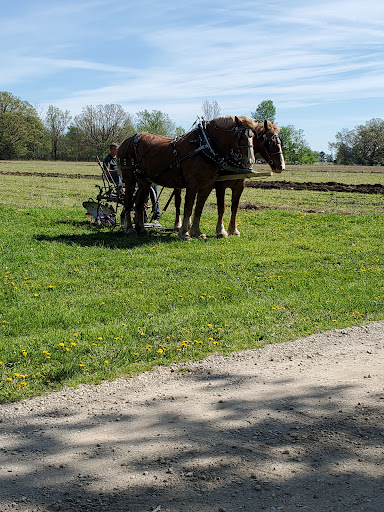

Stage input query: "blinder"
[{"left": 233, "top": 125, "right": 255, "bottom": 168}]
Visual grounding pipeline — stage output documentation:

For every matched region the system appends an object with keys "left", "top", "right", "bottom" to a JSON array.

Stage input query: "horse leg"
[
  {"left": 173, "top": 189, "right": 182, "bottom": 232},
  {"left": 215, "top": 182, "right": 228, "bottom": 238},
  {"left": 227, "top": 180, "right": 245, "bottom": 236},
  {"left": 122, "top": 177, "right": 137, "bottom": 237},
  {"left": 190, "top": 184, "right": 213, "bottom": 239},
  {"left": 178, "top": 187, "right": 197, "bottom": 240},
  {"left": 134, "top": 184, "right": 150, "bottom": 235}
]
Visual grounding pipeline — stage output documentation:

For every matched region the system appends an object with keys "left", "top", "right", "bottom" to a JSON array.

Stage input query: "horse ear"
[
  {"left": 264, "top": 119, "right": 268, "bottom": 131},
  {"left": 235, "top": 116, "right": 240, "bottom": 125}
]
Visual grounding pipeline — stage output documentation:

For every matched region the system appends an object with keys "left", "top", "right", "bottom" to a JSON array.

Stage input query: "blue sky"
[{"left": 1, "top": 0, "right": 384, "bottom": 153}]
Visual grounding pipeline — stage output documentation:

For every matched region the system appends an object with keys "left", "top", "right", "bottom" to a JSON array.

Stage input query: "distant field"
[
  {"left": 1, "top": 161, "right": 384, "bottom": 184},
  {"left": 1, "top": 161, "right": 384, "bottom": 214},
  {"left": 0, "top": 160, "right": 97, "bottom": 176}
]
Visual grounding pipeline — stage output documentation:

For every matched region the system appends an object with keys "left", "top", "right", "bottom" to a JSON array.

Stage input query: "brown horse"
[
  {"left": 172, "top": 120, "right": 285, "bottom": 238},
  {"left": 117, "top": 116, "right": 257, "bottom": 239}
]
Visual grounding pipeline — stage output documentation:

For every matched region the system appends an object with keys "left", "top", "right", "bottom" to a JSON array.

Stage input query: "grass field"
[{"left": 1, "top": 161, "right": 383, "bottom": 402}]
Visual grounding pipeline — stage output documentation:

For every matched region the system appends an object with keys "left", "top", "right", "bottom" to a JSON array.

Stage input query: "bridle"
[
  {"left": 232, "top": 125, "right": 255, "bottom": 168},
  {"left": 204, "top": 119, "right": 255, "bottom": 170},
  {"left": 254, "top": 130, "right": 284, "bottom": 170}
]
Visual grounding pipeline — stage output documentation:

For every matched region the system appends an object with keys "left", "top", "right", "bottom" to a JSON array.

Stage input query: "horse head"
[
  {"left": 208, "top": 115, "right": 256, "bottom": 169},
  {"left": 254, "top": 120, "right": 285, "bottom": 173}
]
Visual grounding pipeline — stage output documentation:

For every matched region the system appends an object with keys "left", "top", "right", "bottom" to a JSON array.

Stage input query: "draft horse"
[
  {"left": 117, "top": 116, "right": 257, "bottom": 239},
  {"left": 172, "top": 120, "right": 285, "bottom": 238}
]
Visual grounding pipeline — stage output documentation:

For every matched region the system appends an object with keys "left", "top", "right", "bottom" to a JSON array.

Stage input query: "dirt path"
[{"left": 1, "top": 321, "right": 383, "bottom": 512}]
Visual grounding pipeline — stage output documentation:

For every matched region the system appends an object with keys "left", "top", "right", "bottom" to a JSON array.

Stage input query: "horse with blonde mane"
[
  {"left": 117, "top": 115, "right": 257, "bottom": 239},
  {"left": 171, "top": 120, "right": 285, "bottom": 238}
]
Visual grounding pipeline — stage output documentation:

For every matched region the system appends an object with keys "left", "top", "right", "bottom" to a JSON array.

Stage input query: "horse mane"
[
  {"left": 254, "top": 120, "right": 280, "bottom": 136},
  {"left": 211, "top": 115, "right": 256, "bottom": 130}
]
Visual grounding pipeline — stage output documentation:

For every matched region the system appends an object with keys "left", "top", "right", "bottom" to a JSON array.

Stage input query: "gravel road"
[{"left": 1, "top": 321, "right": 383, "bottom": 512}]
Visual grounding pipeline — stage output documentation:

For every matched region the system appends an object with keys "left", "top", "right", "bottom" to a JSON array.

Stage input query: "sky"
[{"left": 1, "top": 0, "right": 384, "bottom": 153}]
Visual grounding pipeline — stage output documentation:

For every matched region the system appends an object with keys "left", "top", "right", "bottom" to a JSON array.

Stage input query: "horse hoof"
[
  {"left": 228, "top": 230, "right": 241, "bottom": 237},
  {"left": 198, "top": 233, "right": 207, "bottom": 239},
  {"left": 178, "top": 232, "right": 191, "bottom": 241},
  {"left": 216, "top": 231, "right": 228, "bottom": 239}
]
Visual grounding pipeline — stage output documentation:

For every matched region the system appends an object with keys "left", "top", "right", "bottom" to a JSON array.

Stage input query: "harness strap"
[{"left": 122, "top": 119, "right": 255, "bottom": 188}]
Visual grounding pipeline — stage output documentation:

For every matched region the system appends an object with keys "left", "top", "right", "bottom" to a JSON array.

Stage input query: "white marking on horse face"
[{"left": 245, "top": 130, "right": 255, "bottom": 167}]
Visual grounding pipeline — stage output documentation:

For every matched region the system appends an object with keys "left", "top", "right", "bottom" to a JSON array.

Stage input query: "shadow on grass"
[
  {"left": 0, "top": 366, "right": 382, "bottom": 512},
  {"left": 35, "top": 227, "right": 184, "bottom": 249}
]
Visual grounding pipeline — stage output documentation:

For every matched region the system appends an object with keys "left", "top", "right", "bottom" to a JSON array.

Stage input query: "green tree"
[
  {"left": 135, "top": 109, "right": 176, "bottom": 136},
  {"left": 175, "top": 126, "right": 186, "bottom": 137},
  {"left": 45, "top": 105, "right": 71, "bottom": 160},
  {"left": 60, "top": 126, "right": 93, "bottom": 161},
  {"left": 251, "top": 100, "right": 276, "bottom": 122},
  {"left": 0, "top": 91, "right": 48, "bottom": 159},
  {"left": 279, "top": 125, "right": 317, "bottom": 164},
  {"left": 74, "top": 104, "right": 130, "bottom": 155},
  {"left": 332, "top": 119, "right": 384, "bottom": 165}
]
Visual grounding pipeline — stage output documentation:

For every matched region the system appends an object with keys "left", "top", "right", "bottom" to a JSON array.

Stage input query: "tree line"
[{"left": 1, "top": 92, "right": 383, "bottom": 165}]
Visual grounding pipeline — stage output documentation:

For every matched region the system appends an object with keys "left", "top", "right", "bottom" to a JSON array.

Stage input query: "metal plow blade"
[{"left": 82, "top": 200, "right": 117, "bottom": 226}]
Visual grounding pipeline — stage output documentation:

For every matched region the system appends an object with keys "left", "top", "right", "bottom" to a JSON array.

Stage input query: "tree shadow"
[{"left": 1, "top": 363, "right": 383, "bottom": 512}]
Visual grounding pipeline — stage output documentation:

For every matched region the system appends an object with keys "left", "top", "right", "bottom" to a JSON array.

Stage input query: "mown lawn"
[{"left": 0, "top": 163, "right": 383, "bottom": 402}]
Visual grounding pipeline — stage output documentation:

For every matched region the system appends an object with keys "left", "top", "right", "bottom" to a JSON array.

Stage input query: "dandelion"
[
  {"left": 13, "top": 373, "right": 20, "bottom": 377},
  {"left": 98, "top": 337, "right": 103, "bottom": 341},
  {"left": 157, "top": 348, "right": 164, "bottom": 354},
  {"left": 0, "top": 361, "right": 3, "bottom": 365},
  {"left": 79, "top": 364, "right": 85, "bottom": 368},
  {"left": 22, "top": 350, "right": 27, "bottom": 357},
  {"left": 59, "top": 343, "right": 65, "bottom": 347},
  {"left": 36, "top": 372, "right": 42, "bottom": 377},
  {"left": 104, "top": 360, "right": 109, "bottom": 364},
  {"left": 6, "top": 377, "right": 12, "bottom": 382},
  {"left": 207, "top": 323, "right": 213, "bottom": 327},
  {"left": 33, "top": 293, "right": 39, "bottom": 297},
  {"left": 71, "top": 342, "right": 76, "bottom": 347}
]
